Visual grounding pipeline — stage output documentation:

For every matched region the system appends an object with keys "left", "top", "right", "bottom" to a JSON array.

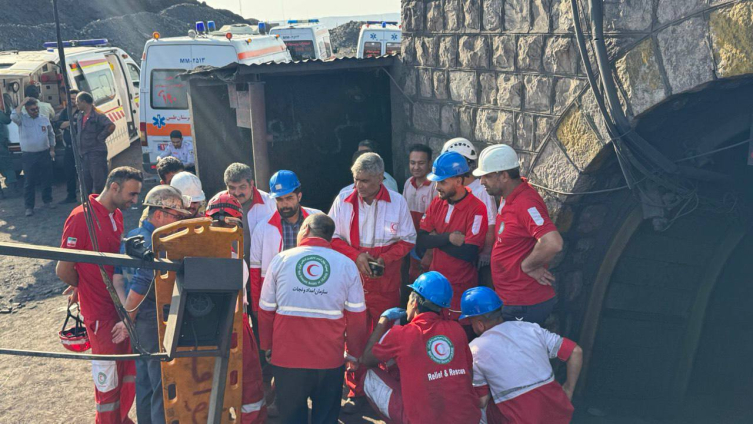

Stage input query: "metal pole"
[
  {"left": 0, "top": 241, "right": 181, "bottom": 272},
  {"left": 0, "top": 348, "right": 168, "bottom": 361},
  {"left": 248, "top": 81, "right": 271, "bottom": 191},
  {"left": 206, "top": 293, "right": 236, "bottom": 423}
]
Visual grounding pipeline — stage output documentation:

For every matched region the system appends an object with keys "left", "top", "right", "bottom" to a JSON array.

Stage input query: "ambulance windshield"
[{"left": 284, "top": 40, "right": 316, "bottom": 61}]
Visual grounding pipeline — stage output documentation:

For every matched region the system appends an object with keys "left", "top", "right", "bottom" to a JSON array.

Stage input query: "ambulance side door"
[{"left": 74, "top": 53, "right": 130, "bottom": 159}]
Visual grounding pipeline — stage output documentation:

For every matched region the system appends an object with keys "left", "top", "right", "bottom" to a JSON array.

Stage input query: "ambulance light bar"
[
  {"left": 43, "top": 39, "right": 109, "bottom": 48},
  {"left": 195, "top": 21, "right": 206, "bottom": 33},
  {"left": 287, "top": 19, "right": 319, "bottom": 24},
  {"left": 365, "top": 21, "right": 399, "bottom": 26},
  {"left": 207, "top": 21, "right": 216, "bottom": 32}
]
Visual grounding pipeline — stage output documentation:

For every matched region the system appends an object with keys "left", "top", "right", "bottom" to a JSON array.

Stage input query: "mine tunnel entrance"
[{"left": 580, "top": 77, "right": 753, "bottom": 422}]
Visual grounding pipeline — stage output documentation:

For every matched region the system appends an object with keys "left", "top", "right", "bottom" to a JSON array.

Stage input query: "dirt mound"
[
  {"left": 0, "top": 23, "right": 81, "bottom": 51},
  {"left": 0, "top": 1, "right": 254, "bottom": 61},
  {"left": 329, "top": 20, "right": 363, "bottom": 58},
  {"left": 80, "top": 12, "right": 189, "bottom": 60},
  {"left": 160, "top": 3, "right": 257, "bottom": 25}
]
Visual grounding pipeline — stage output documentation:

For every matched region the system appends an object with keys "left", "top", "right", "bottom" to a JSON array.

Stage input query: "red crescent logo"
[{"left": 306, "top": 263, "right": 319, "bottom": 277}]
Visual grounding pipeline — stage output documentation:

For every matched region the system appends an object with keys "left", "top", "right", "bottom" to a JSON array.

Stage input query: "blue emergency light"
[
  {"left": 258, "top": 22, "right": 266, "bottom": 33},
  {"left": 196, "top": 21, "right": 206, "bottom": 33},
  {"left": 43, "top": 38, "right": 109, "bottom": 49},
  {"left": 207, "top": 21, "right": 216, "bottom": 32},
  {"left": 365, "top": 21, "right": 399, "bottom": 26},
  {"left": 287, "top": 19, "right": 319, "bottom": 24}
]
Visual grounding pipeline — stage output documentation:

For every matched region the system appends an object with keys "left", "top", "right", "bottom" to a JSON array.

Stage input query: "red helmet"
[
  {"left": 206, "top": 191, "right": 243, "bottom": 219},
  {"left": 59, "top": 304, "right": 90, "bottom": 352}
]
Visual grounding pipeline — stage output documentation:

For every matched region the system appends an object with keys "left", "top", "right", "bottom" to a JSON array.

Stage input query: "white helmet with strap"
[
  {"left": 441, "top": 137, "right": 478, "bottom": 161},
  {"left": 473, "top": 144, "right": 520, "bottom": 177}
]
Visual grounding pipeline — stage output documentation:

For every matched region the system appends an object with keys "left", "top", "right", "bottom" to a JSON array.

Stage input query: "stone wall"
[{"left": 392, "top": 0, "right": 753, "bottom": 338}]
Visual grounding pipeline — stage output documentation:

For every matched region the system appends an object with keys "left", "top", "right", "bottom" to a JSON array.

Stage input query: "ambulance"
[
  {"left": 268, "top": 19, "right": 336, "bottom": 61},
  {"left": 140, "top": 21, "right": 291, "bottom": 173},
  {"left": 0, "top": 39, "right": 141, "bottom": 169},
  {"left": 356, "top": 21, "right": 402, "bottom": 58}
]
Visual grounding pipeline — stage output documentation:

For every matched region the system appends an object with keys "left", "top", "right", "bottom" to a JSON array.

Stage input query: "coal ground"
[{"left": 0, "top": 0, "right": 255, "bottom": 60}]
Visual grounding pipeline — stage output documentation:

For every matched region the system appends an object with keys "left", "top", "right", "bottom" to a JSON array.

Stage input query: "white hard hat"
[
  {"left": 441, "top": 137, "right": 478, "bottom": 161},
  {"left": 170, "top": 172, "right": 206, "bottom": 203},
  {"left": 472, "top": 144, "right": 520, "bottom": 177}
]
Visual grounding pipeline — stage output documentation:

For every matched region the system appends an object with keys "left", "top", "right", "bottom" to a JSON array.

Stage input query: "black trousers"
[
  {"left": 63, "top": 146, "right": 78, "bottom": 198},
  {"left": 502, "top": 296, "right": 557, "bottom": 326},
  {"left": 272, "top": 365, "right": 345, "bottom": 424},
  {"left": 81, "top": 150, "right": 108, "bottom": 195},
  {"left": 21, "top": 150, "right": 52, "bottom": 209}
]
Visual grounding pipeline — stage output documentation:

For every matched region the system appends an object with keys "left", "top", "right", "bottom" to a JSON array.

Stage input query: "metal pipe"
[
  {"left": 248, "top": 81, "right": 271, "bottom": 191},
  {"left": 0, "top": 241, "right": 181, "bottom": 272},
  {"left": 0, "top": 348, "right": 169, "bottom": 361}
]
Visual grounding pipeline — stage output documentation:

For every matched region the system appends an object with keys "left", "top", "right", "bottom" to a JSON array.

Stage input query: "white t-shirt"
[
  {"left": 470, "top": 321, "right": 565, "bottom": 403},
  {"left": 468, "top": 178, "right": 497, "bottom": 225}
]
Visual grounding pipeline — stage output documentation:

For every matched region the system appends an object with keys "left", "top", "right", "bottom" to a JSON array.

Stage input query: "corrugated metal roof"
[{"left": 181, "top": 54, "right": 396, "bottom": 81}]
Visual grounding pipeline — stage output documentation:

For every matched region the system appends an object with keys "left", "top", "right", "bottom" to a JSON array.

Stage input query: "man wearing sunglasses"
[
  {"left": 112, "top": 185, "right": 190, "bottom": 424},
  {"left": 11, "top": 97, "right": 56, "bottom": 216}
]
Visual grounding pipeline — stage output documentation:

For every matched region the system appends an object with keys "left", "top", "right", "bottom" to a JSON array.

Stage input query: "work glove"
[{"left": 381, "top": 307, "right": 407, "bottom": 321}]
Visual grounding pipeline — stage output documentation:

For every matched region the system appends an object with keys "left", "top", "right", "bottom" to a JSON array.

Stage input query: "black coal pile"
[
  {"left": 329, "top": 20, "right": 363, "bottom": 58},
  {"left": 0, "top": 0, "right": 253, "bottom": 61}
]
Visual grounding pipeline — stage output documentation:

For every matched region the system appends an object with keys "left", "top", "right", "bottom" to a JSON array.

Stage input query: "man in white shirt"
[
  {"left": 328, "top": 152, "right": 416, "bottom": 412},
  {"left": 158, "top": 130, "right": 195, "bottom": 170},
  {"left": 460, "top": 287, "right": 582, "bottom": 424}
]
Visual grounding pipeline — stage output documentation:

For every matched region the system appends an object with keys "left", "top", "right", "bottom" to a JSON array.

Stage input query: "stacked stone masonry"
[
  {"left": 398, "top": 0, "right": 753, "bottom": 201},
  {"left": 395, "top": 0, "right": 753, "bottom": 337}
]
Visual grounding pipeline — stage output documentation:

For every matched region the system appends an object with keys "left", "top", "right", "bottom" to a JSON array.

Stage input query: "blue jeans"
[
  {"left": 133, "top": 308, "right": 165, "bottom": 424},
  {"left": 502, "top": 297, "right": 556, "bottom": 326}
]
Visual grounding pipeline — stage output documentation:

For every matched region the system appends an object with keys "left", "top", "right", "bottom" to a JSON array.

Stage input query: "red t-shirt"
[
  {"left": 60, "top": 195, "right": 124, "bottom": 321},
  {"left": 420, "top": 189, "right": 488, "bottom": 314},
  {"left": 491, "top": 179, "right": 557, "bottom": 305},
  {"left": 372, "top": 312, "right": 481, "bottom": 424}
]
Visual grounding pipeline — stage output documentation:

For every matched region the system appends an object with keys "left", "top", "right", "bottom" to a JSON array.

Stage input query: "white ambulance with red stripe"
[
  {"left": 0, "top": 39, "right": 141, "bottom": 169},
  {"left": 139, "top": 22, "right": 291, "bottom": 174}
]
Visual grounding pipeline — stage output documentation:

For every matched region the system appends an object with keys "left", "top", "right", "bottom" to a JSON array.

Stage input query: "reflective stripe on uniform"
[
  {"left": 278, "top": 305, "right": 343, "bottom": 316},
  {"left": 260, "top": 299, "right": 277, "bottom": 309},
  {"left": 344, "top": 301, "right": 365, "bottom": 309},
  {"left": 241, "top": 398, "right": 266, "bottom": 413},
  {"left": 96, "top": 400, "right": 120, "bottom": 412}
]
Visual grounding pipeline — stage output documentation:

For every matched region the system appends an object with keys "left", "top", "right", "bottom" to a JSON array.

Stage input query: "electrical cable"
[{"left": 52, "top": 0, "right": 146, "bottom": 354}]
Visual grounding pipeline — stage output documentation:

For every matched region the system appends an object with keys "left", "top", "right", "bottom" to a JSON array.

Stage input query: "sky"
[{"left": 204, "top": 0, "right": 401, "bottom": 22}]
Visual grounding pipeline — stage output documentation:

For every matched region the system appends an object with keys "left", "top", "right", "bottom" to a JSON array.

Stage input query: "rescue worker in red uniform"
[
  {"left": 328, "top": 152, "right": 416, "bottom": 412},
  {"left": 249, "top": 170, "right": 322, "bottom": 315},
  {"left": 461, "top": 287, "right": 583, "bottom": 423},
  {"left": 440, "top": 138, "right": 497, "bottom": 269},
  {"left": 258, "top": 213, "right": 368, "bottom": 424},
  {"left": 474, "top": 145, "right": 564, "bottom": 325},
  {"left": 417, "top": 151, "right": 488, "bottom": 322},
  {"left": 205, "top": 192, "right": 267, "bottom": 424},
  {"left": 359, "top": 271, "right": 482, "bottom": 424},
  {"left": 401, "top": 144, "right": 436, "bottom": 287},
  {"left": 57, "top": 167, "right": 143, "bottom": 424}
]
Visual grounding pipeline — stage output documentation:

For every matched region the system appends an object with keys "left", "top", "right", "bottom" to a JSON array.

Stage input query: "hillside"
[{"left": 0, "top": 0, "right": 254, "bottom": 60}]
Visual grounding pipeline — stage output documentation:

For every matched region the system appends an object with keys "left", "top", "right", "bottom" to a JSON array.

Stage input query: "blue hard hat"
[
  {"left": 427, "top": 151, "right": 470, "bottom": 182},
  {"left": 459, "top": 287, "right": 503, "bottom": 320},
  {"left": 407, "top": 271, "right": 453, "bottom": 308},
  {"left": 269, "top": 170, "right": 301, "bottom": 198}
]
